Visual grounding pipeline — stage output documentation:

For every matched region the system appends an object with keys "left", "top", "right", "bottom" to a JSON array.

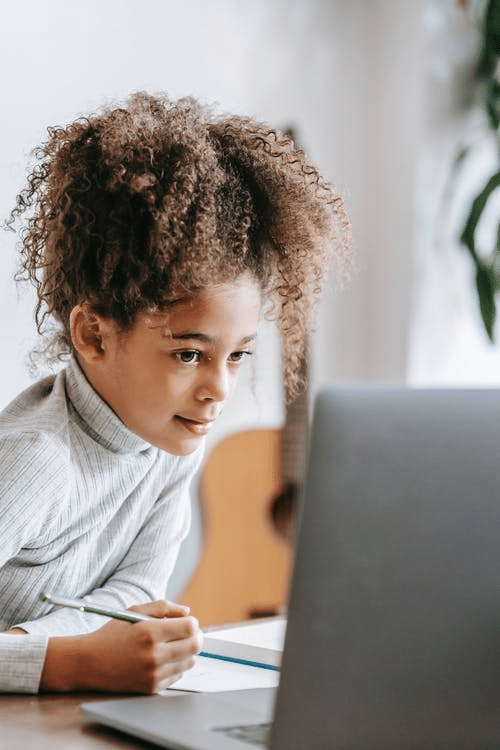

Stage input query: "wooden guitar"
[{"left": 180, "top": 356, "right": 309, "bottom": 627}]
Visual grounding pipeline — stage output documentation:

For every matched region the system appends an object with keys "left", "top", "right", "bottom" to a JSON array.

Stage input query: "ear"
[{"left": 70, "top": 304, "right": 114, "bottom": 363}]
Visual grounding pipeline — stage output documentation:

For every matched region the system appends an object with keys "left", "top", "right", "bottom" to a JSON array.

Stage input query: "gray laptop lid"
[{"left": 271, "top": 386, "right": 500, "bottom": 750}]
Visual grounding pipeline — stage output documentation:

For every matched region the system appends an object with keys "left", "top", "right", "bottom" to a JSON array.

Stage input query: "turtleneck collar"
[{"left": 64, "top": 355, "right": 152, "bottom": 455}]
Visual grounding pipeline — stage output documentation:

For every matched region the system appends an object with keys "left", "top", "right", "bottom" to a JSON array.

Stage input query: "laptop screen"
[{"left": 271, "top": 386, "right": 500, "bottom": 750}]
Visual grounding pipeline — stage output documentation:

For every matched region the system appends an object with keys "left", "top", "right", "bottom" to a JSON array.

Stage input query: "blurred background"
[{"left": 1, "top": 0, "right": 498, "bottom": 620}]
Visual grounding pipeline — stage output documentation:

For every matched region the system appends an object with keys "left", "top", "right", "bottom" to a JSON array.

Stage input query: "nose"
[{"left": 196, "top": 360, "right": 233, "bottom": 403}]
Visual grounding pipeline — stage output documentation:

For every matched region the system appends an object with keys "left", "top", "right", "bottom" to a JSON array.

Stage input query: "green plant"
[{"left": 460, "top": 0, "right": 500, "bottom": 340}]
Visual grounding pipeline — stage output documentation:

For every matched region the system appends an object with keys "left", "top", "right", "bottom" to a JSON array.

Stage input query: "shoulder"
[
  {"left": 0, "top": 370, "right": 71, "bottom": 504},
  {"left": 0, "top": 367, "right": 70, "bottom": 441}
]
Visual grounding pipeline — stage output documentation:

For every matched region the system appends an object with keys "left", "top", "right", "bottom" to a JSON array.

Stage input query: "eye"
[
  {"left": 229, "top": 350, "right": 253, "bottom": 363},
  {"left": 175, "top": 350, "right": 201, "bottom": 364}
]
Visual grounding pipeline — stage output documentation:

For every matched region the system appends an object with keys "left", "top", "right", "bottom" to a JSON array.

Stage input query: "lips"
[{"left": 174, "top": 416, "right": 216, "bottom": 436}]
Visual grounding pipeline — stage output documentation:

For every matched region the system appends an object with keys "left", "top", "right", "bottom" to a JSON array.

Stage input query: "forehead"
[{"left": 143, "top": 277, "right": 262, "bottom": 334}]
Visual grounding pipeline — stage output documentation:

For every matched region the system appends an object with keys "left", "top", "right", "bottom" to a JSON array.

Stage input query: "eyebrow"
[{"left": 169, "top": 332, "right": 257, "bottom": 345}]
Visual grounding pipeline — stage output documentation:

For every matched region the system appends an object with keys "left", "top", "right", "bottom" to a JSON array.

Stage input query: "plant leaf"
[
  {"left": 476, "top": 263, "right": 497, "bottom": 340},
  {"left": 460, "top": 170, "right": 500, "bottom": 341},
  {"left": 484, "top": 0, "right": 500, "bottom": 56},
  {"left": 460, "top": 170, "right": 500, "bottom": 261}
]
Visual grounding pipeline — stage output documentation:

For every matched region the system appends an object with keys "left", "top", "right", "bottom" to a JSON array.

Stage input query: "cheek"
[{"left": 160, "top": 369, "right": 197, "bottom": 399}]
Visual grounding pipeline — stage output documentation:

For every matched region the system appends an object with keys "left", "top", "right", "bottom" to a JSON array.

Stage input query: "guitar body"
[{"left": 180, "top": 428, "right": 292, "bottom": 627}]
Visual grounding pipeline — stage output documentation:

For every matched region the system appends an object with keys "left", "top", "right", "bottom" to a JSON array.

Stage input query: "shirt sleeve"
[
  {"left": 0, "top": 432, "right": 68, "bottom": 692},
  {"left": 15, "top": 446, "right": 203, "bottom": 636},
  {"left": 0, "top": 634, "right": 49, "bottom": 694}
]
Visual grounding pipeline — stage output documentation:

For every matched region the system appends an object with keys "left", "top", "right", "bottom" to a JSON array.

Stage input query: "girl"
[{"left": 0, "top": 92, "right": 351, "bottom": 693}]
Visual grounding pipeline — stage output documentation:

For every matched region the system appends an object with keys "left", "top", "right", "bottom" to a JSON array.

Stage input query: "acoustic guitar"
[{"left": 180, "top": 356, "right": 309, "bottom": 627}]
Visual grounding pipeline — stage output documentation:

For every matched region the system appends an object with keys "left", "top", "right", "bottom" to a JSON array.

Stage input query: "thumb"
[{"left": 129, "top": 599, "right": 191, "bottom": 619}]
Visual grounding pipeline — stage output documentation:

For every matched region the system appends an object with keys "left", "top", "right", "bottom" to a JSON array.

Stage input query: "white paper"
[{"left": 164, "top": 654, "right": 280, "bottom": 693}]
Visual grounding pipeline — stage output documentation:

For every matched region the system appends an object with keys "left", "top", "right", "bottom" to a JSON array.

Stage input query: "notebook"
[
  {"left": 200, "top": 617, "right": 285, "bottom": 670},
  {"left": 82, "top": 386, "right": 500, "bottom": 749}
]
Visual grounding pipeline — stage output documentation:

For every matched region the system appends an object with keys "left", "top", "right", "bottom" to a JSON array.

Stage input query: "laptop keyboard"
[{"left": 213, "top": 721, "right": 271, "bottom": 747}]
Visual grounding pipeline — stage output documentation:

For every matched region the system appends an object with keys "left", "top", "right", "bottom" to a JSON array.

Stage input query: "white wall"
[{"left": 310, "top": 0, "right": 426, "bottom": 387}]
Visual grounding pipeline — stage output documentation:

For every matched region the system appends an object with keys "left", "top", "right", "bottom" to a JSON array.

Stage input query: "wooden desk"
[
  {"left": 0, "top": 691, "right": 161, "bottom": 749},
  {"left": 0, "top": 619, "right": 282, "bottom": 749}
]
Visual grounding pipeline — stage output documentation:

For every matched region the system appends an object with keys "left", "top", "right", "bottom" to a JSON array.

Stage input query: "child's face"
[{"left": 87, "top": 275, "right": 262, "bottom": 455}]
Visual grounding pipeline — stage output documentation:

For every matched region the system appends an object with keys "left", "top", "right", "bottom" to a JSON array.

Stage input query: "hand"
[{"left": 41, "top": 599, "right": 203, "bottom": 693}]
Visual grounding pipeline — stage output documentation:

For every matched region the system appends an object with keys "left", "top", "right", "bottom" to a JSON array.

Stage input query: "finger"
[
  {"left": 147, "top": 614, "right": 202, "bottom": 645},
  {"left": 129, "top": 599, "right": 190, "bottom": 618},
  {"left": 156, "top": 654, "right": 198, "bottom": 691},
  {"left": 155, "top": 599, "right": 191, "bottom": 617},
  {"left": 156, "top": 630, "right": 203, "bottom": 664},
  {"left": 163, "top": 599, "right": 191, "bottom": 616}
]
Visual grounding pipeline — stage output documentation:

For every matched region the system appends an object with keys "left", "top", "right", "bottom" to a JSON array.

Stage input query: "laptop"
[{"left": 82, "top": 386, "right": 500, "bottom": 749}]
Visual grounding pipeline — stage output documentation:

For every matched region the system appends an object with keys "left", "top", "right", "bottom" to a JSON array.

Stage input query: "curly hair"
[{"left": 8, "top": 92, "right": 351, "bottom": 399}]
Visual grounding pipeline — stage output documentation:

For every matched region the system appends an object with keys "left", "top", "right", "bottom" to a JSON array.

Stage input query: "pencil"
[{"left": 39, "top": 591, "right": 153, "bottom": 623}]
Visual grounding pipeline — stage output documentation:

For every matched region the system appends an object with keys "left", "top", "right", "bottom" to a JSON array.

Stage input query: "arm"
[
  {"left": 2, "top": 483, "right": 202, "bottom": 694},
  {"left": 14, "top": 450, "right": 202, "bottom": 637},
  {"left": 4, "top": 600, "right": 202, "bottom": 693},
  {"left": 0, "top": 436, "right": 203, "bottom": 692}
]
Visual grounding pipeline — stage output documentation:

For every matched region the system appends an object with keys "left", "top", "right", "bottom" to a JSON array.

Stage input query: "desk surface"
[
  {"left": 0, "top": 618, "right": 282, "bottom": 749},
  {"left": 0, "top": 691, "right": 160, "bottom": 749}
]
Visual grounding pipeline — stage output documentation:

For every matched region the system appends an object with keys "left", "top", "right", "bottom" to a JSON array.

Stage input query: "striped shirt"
[{"left": 0, "top": 355, "right": 203, "bottom": 693}]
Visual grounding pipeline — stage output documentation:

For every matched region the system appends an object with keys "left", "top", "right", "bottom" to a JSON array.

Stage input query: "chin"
[{"left": 154, "top": 437, "right": 204, "bottom": 456}]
